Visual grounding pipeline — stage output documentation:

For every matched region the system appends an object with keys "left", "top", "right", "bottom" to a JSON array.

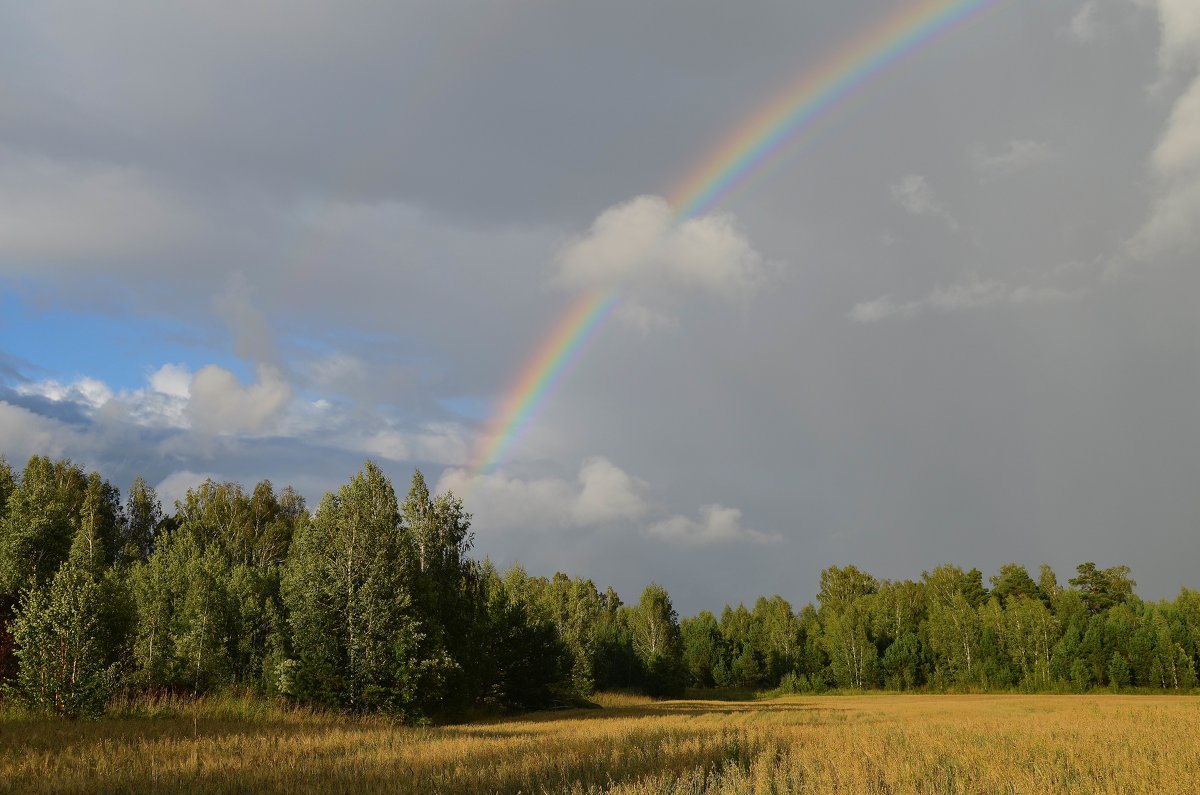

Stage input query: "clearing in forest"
[{"left": 3, "top": 692, "right": 1200, "bottom": 793}]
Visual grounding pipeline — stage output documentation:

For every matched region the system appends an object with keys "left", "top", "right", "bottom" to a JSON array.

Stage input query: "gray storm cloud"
[{"left": 2, "top": 0, "right": 1199, "bottom": 612}]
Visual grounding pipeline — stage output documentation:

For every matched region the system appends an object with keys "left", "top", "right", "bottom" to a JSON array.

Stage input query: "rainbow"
[
  {"left": 471, "top": 289, "right": 620, "bottom": 472},
  {"left": 470, "top": 0, "right": 997, "bottom": 474},
  {"left": 670, "top": 0, "right": 996, "bottom": 220}
]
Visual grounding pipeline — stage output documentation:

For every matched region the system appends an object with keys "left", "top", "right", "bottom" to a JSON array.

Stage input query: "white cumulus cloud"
[
  {"left": 555, "top": 195, "right": 767, "bottom": 304},
  {"left": 436, "top": 456, "right": 649, "bottom": 531},
  {"left": 186, "top": 364, "right": 291, "bottom": 435},
  {"left": 1155, "top": 0, "right": 1200, "bottom": 74},
  {"left": 15, "top": 377, "right": 113, "bottom": 409},
  {"left": 149, "top": 363, "right": 192, "bottom": 399},
  {"left": 647, "top": 504, "right": 780, "bottom": 546},
  {"left": 351, "top": 423, "right": 473, "bottom": 467},
  {"left": 1126, "top": 0, "right": 1200, "bottom": 260}
]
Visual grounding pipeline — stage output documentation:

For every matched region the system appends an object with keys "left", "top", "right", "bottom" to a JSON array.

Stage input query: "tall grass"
[{"left": 2, "top": 693, "right": 1199, "bottom": 793}]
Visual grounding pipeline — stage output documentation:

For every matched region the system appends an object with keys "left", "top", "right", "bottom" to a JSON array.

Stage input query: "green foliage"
[
  {"left": 282, "top": 462, "right": 429, "bottom": 713},
  {"left": 880, "top": 631, "right": 924, "bottom": 690},
  {"left": 0, "top": 456, "right": 88, "bottom": 597},
  {"left": 130, "top": 530, "right": 235, "bottom": 692},
  {"left": 1107, "top": 651, "right": 1131, "bottom": 689},
  {"left": 986, "top": 595, "right": 1059, "bottom": 688},
  {"left": 989, "top": 564, "right": 1041, "bottom": 606},
  {"left": 7, "top": 451, "right": 1200, "bottom": 725},
  {"left": 631, "top": 584, "right": 686, "bottom": 697},
  {"left": 8, "top": 557, "right": 116, "bottom": 716},
  {"left": 476, "top": 564, "right": 566, "bottom": 709},
  {"left": 593, "top": 593, "right": 641, "bottom": 691},
  {"left": 926, "top": 591, "right": 982, "bottom": 686},
  {"left": 822, "top": 601, "right": 875, "bottom": 689},
  {"left": 0, "top": 457, "right": 15, "bottom": 518},
  {"left": 401, "top": 470, "right": 482, "bottom": 715},
  {"left": 817, "top": 565, "right": 878, "bottom": 613},
  {"left": 681, "top": 611, "right": 723, "bottom": 687},
  {"left": 1071, "top": 563, "right": 1136, "bottom": 614},
  {"left": 174, "top": 479, "right": 302, "bottom": 570},
  {"left": 122, "top": 476, "right": 162, "bottom": 563},
  {"left": 753, "top": 595, "right": 801, "bottom": 683}
]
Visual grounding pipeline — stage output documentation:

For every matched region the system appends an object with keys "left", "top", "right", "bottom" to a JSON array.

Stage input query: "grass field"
[{"left": 3, "top": 692, "right": 1200, "bottom": 793}]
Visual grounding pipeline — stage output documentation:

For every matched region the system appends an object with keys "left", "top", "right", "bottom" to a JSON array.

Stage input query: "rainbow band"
[
  {"left": 472, "top": 0, "right": 998, "bottom": 474},
  {"left": 671, "top": 0, "right": 995, "bottom": 219},
  {"left": 472, "top": 289, "right": 620, "bottom": 472}
]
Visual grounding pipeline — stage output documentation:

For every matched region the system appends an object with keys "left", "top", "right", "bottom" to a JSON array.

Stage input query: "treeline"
[
  {"left": 0, "top": 456, "right": 1198, "bottom": 719},
  {"left": 0, "top": 456, "right": 687, "bottom": 718},
  {"left": 682, "top": 562, "right": 1197, "bottom": 695}
]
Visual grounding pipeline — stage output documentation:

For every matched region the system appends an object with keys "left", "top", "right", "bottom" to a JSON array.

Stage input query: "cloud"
[
  {"left": 970, "top": 140, "right": 1056, "bottom": 178},
  {"left": 1154, "top": 0, "right": 1200, "bottom": 74},
  {"left": 1151, "top": 79, "right": 1200, "bottom": 178},
  {"left": 1126, "top": 0, "right": 1200, "bottom": 260},
  {"left": 850, "top": 271, "right": 1088, "bottom": 323},
  {"left": 350, "top": 423, "right": 473, "bottom": 467},
  {"left": 438, "top": 458, "right": 771, "bottom": 548},
  {"left": 889, "top": 175, "right": 958, "bottom": 230},
  {"left": 647, "top": 504, "right": 780, "bottom": 546},
  {"left": 0, "top": 401, "right": 81, "bottom": 462},
  {"left": 555, "top": 195, "right": 768, "bottom": 304},
  {"left": 572, "top": 457, "right": 651, "bottom": 525},
  {"left": 1067, "top": 2, "right": 1102, "bottom": 42},
  {"left": 436, "top": 456, "right": 649, "bottom": 531},
  {"left": 15, "top": 377, "right": 113, "bottom": 410},
  {"left": 214, "top": 275, "right": 279, "bottom": 366},
  {"left": 0, "top": 147, "right": 196, "bottom": 266},
  {"left": 124, "top": 363, "right": 226, "bottom": 431},
  {"left": 149, "top": 364, "right": 191, "bottom": 400},
  {"left": 1, "top": 353, "right": 477, "bottom": 469},
  {"left": 11, "top": 367, "right": 193, "bottom": 431},
  {"left": 613, "top": 302, "right": 679, "bottom": 333},
  {"left": 303, "top": 352, "right": 422, "bottom": 409},
  {"left": 186, "top": 364, "right": 291, "bottom": 435}
]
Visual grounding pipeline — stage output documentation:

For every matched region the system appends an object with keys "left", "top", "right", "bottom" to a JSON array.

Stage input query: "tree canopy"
[{"left": 1, "top": 454, "right": 1198, "bottom": 718}]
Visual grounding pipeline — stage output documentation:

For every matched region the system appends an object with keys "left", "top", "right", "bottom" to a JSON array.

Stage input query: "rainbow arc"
[{"left": 470, "top": 0, "right": 998, "bottom": 475}]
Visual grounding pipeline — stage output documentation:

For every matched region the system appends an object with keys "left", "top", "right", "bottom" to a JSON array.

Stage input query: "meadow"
[{"left": 3, "top": 692, "right": 1199, "bottom": 794}]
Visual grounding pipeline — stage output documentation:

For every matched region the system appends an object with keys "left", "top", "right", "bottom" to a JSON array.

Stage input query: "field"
[{"left": 2, "top": 693, "right": 1199, "bottom": 794}]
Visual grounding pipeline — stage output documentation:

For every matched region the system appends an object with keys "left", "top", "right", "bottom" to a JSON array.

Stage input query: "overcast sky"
[{"left": 2, "top": 1, "right": 1199, "bottom": 612}]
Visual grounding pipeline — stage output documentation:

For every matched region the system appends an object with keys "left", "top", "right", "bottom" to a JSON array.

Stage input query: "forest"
[{"left": 1, "top": 455, "right": 1197, "bottom": 720}]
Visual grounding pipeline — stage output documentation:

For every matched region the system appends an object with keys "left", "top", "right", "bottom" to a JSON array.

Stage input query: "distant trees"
[
  {"left": 2, "top": 452, "right": 1200, "bottom": 721},
  {"left": 674, "top": 561, "right": 1198, "bottom": 696}
]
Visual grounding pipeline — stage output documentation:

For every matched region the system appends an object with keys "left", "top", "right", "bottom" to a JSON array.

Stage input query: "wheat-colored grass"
[{"left": 2, "top": 693, "right": 1199, "bottom": 793}]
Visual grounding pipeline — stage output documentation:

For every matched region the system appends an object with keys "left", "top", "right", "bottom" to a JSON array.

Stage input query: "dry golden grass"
[{"left": 2, "top": 693, "right": 1200, "bottom": 793}]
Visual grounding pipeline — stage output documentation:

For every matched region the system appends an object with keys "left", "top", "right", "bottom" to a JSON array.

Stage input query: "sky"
[{"left": 2, "top": 0, "right": 1199, "bottom": 613}]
